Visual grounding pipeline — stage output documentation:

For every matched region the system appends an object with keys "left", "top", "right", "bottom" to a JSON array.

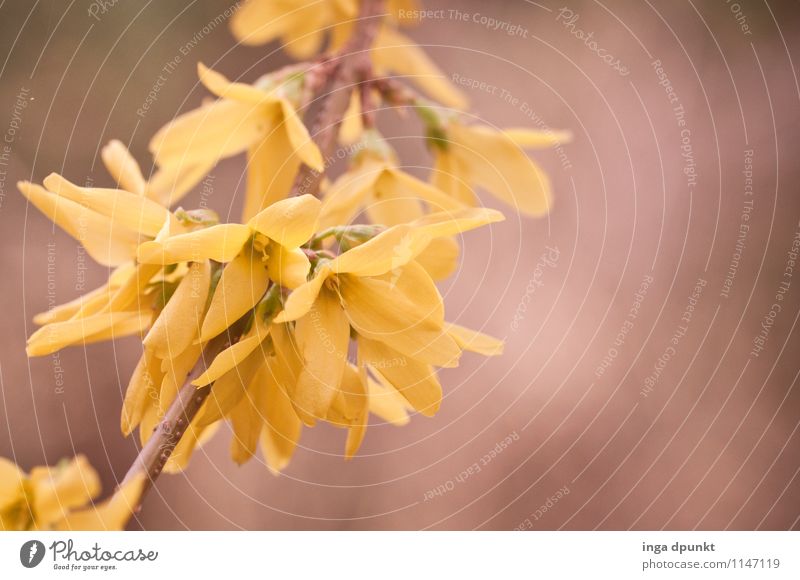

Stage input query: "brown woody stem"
[
  {"left": 293, "top": 0, "right": 385, "bottom": 197},
  {"left": 121, "top": 0, "right": 386, "bottom": 519}
]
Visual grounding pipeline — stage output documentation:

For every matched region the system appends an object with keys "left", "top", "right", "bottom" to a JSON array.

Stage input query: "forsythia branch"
[
  {"left": 120, "top": 0, "right": 387, "bottom": 521},
  {"left": 293, "top": 0, "right": 385, "bottom": 198}
]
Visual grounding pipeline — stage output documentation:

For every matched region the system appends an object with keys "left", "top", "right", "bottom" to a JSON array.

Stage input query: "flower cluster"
[
  {"left": 0, "top": 456, "right": 142, "bottom": 531},
  {"left": 13, "top": 0, "right": 568, "bottom": 528}
]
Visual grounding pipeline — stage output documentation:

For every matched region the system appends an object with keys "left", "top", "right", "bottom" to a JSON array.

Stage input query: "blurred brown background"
[{"left": 1, "top": 0, "right": 799, "bottom": 530}]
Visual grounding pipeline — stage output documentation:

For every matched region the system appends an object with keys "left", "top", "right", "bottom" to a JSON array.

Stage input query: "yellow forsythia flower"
[
  {"left": 230, "top": 0, "right": 465, "bottom": 108},
  {"left": 430, "top": 119, "right": 572, "bottom": 216},
  {"left": 18, "top": 173, "right": 171, "bottom": 267},
  {"left": 230, "top": 0, "right": 418, "bottom": 56},
  {"left": 320, "top": 130, "right": 465, "bottom": 279},
  {"left": 18, "top": 174, "right": 182, "bottom": 356},
  {"left": 150, "top": 64, "right": 323, "bottom": 220},
  {"left": 231, "top": 0, "right": 358, "bottom": 56},
  {"left": 370, "top": 25, "right": 467, "bottom": 109},
  {"left": 273, "top": 207, "right": 504, "bottom": 425},
  {"left": 123, "top": 195, "right": 323, "bottom": 471},
  {"left": 137, "top": 194, "right": 322, "bottom": 341},
  {"left": 131, "top": 207, "right": 505, "bottom": 472},
  {"left": 320, "top": 130, "right": 462, "bottom": 229},
  {"left": 0, "top": 455, "right": 143, "bottom": 531}
]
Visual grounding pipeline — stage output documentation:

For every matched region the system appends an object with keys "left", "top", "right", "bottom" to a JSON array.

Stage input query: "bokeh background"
[{"left": 1, "top": 0, "right": 799, "bottom": 530}]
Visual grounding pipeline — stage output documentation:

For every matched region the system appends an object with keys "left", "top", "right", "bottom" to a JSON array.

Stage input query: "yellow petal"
[
  {"left": 200, "top": 250, "right": 270, "bottom": 341},
  {"left": 0, "top": 458, "right": 25, "bottom": 513},
  {"left": 101, "top": 140, "right": 146, "bottom": 195},
  {"left": 146, "top": 159, "right": 215, "bottom": 207},
  {"left": 150, "top": 98, "right": 269, "bottom": 168},
  {"left": 159, "top": 342, "right": 204, "bottom": 413},
  {"left": 415, "top": 237, "right": 460, "bottom": 280},
  {"left": 342, "top": 364, "right": 368, "bottom": 458},
  {"left": 367, "top": 373, "right": 411, "bottom": 426},
  {"left": 19, "top": 181, "right": 140, "bottom": 266},
  {"left": 447, "top": 323, "right": 504, "bottom": 356},
  {"left": 242, "top": 130, "right": 301, "bottom": 220},
  {"left": 450, "top": 123, "right": 552, "bottom": 216},
  {"left": 359, "top": 336, "right": 442, "bottom": 416},
  {"left": 121, "top": 349, "right": 163, "bottom": 436},
  {"left": 30, "top": 455, "right": 101, "bottom": 528},
  {"left": 329, "top": 208, "right": 501, "bottom": 277},
  {"left": 137, "top": 223, "right": 251, "bottom": 264},
  {"left": 408, "top": 206, "right": 505, "bottom": 238},
  {"left": 366, "top": 175, "right": 425, "bottom": 226},
  {"left": 248, "top": 194, "right": 321, "bottom": 248},
  {"left": 163, "top": 419, "right": 218, "bottom": 474},
  {"left": 229, "top": 364, "right": 269, "bottom": 464},
  {"left": 230, "top": 0, "right": 302, "bottom": 46},
  {"left": 339, "top": 90, "right": 363, "bottom": 145},
  {"left": 372, "top": 26, "right": 467, "bottom": 109},
  {"left": 198, "top": 62, "right": 278, "bottom": 105},
  {"left": 193, "top": 315, "right": 271, "bottom": 387},
  {"left": 292, "top": 288, "right": 350, "bottom": 424},
  {"left": 319, "top": 159, "right": 383, "bottom": 229},
  {"left": 138, "top": 397, "right": 161, "bottom": 447},
  {"left": 109, "top": 262, "right": 138, "bottom": 285},
  {"left": 384, "top": 168, "right": 465, "bottom": 213},
  {"left": 329, "top": 224, "right": 432, "bottom": 277},
  {"left": 266, "top": 243, "right": 311, "bottom": 289},
  {"left": 280, "top": 9, "right": 327, "bottom": 59},
  {"left": 431, "top": 150, "right": 478, "bottom": 206},
  {"left": 26, "top": 311, "right": 148, "bottom": 357},
  {"left": 196, "top": 348, "right": 263, "bottom": 428},
  {"left": 374, "top": 260, "right": 444, "bottom": 323},
  {"left": 33, "top": 283, "right": 114, "bottom": 325},
  {"left": 104, "top": 262, "right": 162, "bottom": 313},
  {"left": 273, "top": 265, "right": 332, "bottom": 323},
  {"left": 144, "top": 260, "right": 211, "bottom": 359},
  {"left": 78, "top": 311, "right": 151, "bottom": 345},
  {"left": 340, "top": 274, "right": 460, "bottom": 367},
  {"left": 280, "top": 99, "right": 324, "bottom": 171},
  {"left": 334, "top": 0, "right": 358, "bottom": 17},
  {"left": 259, "top": 359, "right": 302, "bottom": 473},
  {"left": 503, "top": 128, "right": 572, "bottom": 148},
  {"left": 269, "top": 322, "right": 303, "bottom": 395},
  {"left": 57, "top": 476, "right": 144, "bottom": 531},
  {"left": 42, "top": 173, "right": 168, "bottom": 237},
  {"left": 36, "top": 263, "right": 136, "bottom": 323}
]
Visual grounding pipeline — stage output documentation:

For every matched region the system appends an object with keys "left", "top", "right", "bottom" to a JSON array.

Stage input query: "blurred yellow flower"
[
  {"left": 0, "top": 455, "right": 143, "bottom": 531},
  {"left": 230, "top": 0, "right": 464, "bottom": 107},
  {"left": 230, "top": 0, "right": 419, "bottom": 56},
  {"left": 231, "top": 0, "right": 358, "bottom": 57}
]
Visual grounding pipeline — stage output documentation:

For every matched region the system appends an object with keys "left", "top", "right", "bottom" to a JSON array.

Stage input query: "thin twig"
[
  {"left": 121, "top": 0, "right": 386, "bottom": 517},
  {"left": 293, "top": 0, "right": 386, "bottom": 198}
]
